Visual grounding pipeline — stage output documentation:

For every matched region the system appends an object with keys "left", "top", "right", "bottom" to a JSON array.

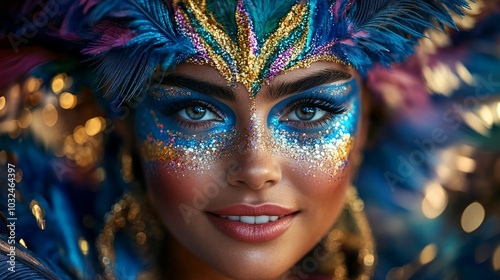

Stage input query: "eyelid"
[
  {"left": 280, "top": 98, "right": 349, "bottom": 118},
  {"left": 147, "top": 86, "right": 193, "bottom": 101},
  {"left": 161, "top": 99, "right": 224, "bottom": 119}
]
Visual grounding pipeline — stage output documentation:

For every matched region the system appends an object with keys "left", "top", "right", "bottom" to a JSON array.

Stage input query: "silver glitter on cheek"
[
  {"left": 270, "top": 100, "right": 359, "bottom": 179},
  {"left": 140, "top": 109, "right": 237, "bottom": 175}
]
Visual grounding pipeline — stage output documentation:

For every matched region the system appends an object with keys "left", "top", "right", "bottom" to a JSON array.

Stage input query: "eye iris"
[
  {"left": 186, "top": 106, "right": 206, "bottom": 120},
  {"left": 295, "top": 106, "right": 316, "bottom": 121}
]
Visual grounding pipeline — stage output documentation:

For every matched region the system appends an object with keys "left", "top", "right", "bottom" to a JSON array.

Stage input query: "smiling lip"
[{"left": 207, "top": 204, "right": 297, "bottom": 242}]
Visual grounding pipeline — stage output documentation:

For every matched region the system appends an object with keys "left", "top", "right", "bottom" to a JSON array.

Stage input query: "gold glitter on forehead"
[
  {"left": 175, "top": 0, "right": 345, "bottom": 96},
  {"left": 280, "top": 54, "right": 351, "bottom": 77}
]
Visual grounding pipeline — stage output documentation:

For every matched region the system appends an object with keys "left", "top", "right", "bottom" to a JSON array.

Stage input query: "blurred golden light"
[
  {"left": 15, "top": 169, "right": 23, "bottom": 183},
  {"left": 63, "top": 135, "right": 76, "bottom": 157},
  {"left": 386, "top": 267, "right": 406, "bottom": 280},
  {"left": 29, "top": 90, "right": 43, "bottom": 106},
  {"left": 422, "top": 182, "right": 448, "bottom": 219},
  {"left": 51, "top": 74, "right": 67, "bottom": 94},
  {"left": 19, "top": 239, "right": 27, "bottom": 248},
  {"left": 30, "top": 201, "right": 46, "bottom": 230},
  {"left": 419, "top": 244, "right": 437, "bottom": 265},
  {"left": 455, "top": 155, "right": 476, "bottom": 173},
  {"left": 363, "top": 254, "right": 375, "bottom": 266},
  {"left": 497, "top": 102, "right": 500, "bottom": 121},
  {"left": 463, "top": 111, "right": 490, "bottom": 136},
  {"left": 8, "top": 123, "right": 21, "bottom": 139},
  {"left": 436, "top": 164, "right": 452, "bottom": 180},
  {"left": 25, "top": 77, "right": 41, "bottom": 93},
  {"left": 455, "top": 62, "right": 474, "bottom": 85},
  {"left": 493, "top": 245, "right": 500, "bottom": 271},
  {"left": 18, "top": 109, "right": 32, "bottom": 129},
  {"left": 478, "top": 105, "right": 494, "bottom": 128},
  {"left": 73, "top": 125, "right": 88, "bottom": 144},
  {"left": 85, "top": 117, "right": 103, "bottom": 136},
  {"left": 94, "top": 167, "right": 106, "bottom": 182},
  {"left": 60, "top": 92, "right": 77, "bottom": 109},
  {"left": 10, "top": 83, "right": 20, "bottom": 99},
  {"left": 423, "top": 63, "right": 460, "bottom": 96},
  {"left": 136, "top": 232, "right": 147, "bottom": 245},
  {"left": 42, "top": 104, "right": 58, "bottom": 127},
  {"left": 78, "top": 238, "right": 89, "bottom": 255},
  {"left": 0, "top": 96, "right": 5, "bottom": 111},
  {"left": 461, "top": 202, "right": 485, "bottom": 233}
]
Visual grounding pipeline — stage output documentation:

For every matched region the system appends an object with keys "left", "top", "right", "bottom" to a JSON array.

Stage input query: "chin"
[{"left": 213, "top": 263, "right": 290, "bottom": 280}]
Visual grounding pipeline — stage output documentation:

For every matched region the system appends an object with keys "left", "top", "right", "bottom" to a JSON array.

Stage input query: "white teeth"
[
  {"left": 255, "top": 215, "right": 269, "bottom": 224},
  {"left": 240, "top": 216, "right": 255, "bottom": 224},
  {"left": 219, "top": 215, "right": 281, "bottom": 224}
]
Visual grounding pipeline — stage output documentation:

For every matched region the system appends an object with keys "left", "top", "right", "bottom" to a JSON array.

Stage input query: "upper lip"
[{"left": 209, "top": 204, "right": 297, "bottom": 216}]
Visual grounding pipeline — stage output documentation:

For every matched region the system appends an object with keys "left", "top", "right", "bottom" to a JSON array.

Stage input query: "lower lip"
[{"left": 206, "top": 214, "right": 295, "bottom": 243}]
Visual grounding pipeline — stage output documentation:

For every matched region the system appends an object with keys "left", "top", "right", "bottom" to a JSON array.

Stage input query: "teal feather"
[
  {"left": 244, "top": 0, "right": 298, "bottom": 44},
  {"left": 206, "top": 0, "right": 239, "bottom": 41}
]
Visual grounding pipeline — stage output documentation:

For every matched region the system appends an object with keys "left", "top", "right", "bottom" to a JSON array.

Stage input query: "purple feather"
[
  {"left": 82, "top": 21, "right": 136, "bottom": 54},
  {"left": 0, "top": 48, "right": 54, "bottom": 88}
]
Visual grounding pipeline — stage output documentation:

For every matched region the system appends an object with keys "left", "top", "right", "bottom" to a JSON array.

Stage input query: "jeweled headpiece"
[{"left": 77, "top": 0, "right": 469, "bottom": 100}]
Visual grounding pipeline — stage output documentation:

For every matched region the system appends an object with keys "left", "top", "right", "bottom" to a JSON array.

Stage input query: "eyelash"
[
  {"left": 281, "top": 98, "right": 348, "bottom": 129},
  {"left": 158, "top": 96, "right": 349, "bottom": 132},
  {"left": 161, "top": 100, "right": 225, "bottom": 130}
]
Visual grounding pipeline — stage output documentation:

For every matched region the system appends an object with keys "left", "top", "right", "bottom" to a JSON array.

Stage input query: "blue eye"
[
  {"left": 285, "top": 106, "right": 328, "bottom": 122},
  {"left": 154, "top": 99, "right": 227, "bottom": 131},
  {"left": 144, "top": 87, "right": 236, "bottom": 134},
  {"left": 178, "top": 105, "right": 220, "bottom": 122},
  {"left": 278, "top": 98, "right": 348, "bottom": 130}
]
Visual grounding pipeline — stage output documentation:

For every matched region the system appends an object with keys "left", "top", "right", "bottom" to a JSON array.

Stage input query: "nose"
[{"left": 226, "top": 148, "right": 282, "bottom": 190}]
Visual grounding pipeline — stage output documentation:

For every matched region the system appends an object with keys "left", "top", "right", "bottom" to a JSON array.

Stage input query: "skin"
[{"left": 135, "top": 61, "right": 366, "bottom": 279}]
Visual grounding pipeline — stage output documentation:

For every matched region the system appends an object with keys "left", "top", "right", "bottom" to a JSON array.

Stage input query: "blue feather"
[
  {"left": 313, "top": 0, "right": 470, "bottom": 74},
  {"left": 0, "top": 235, "right": 71, "bottom": 279},
  {"left": 86, "top": 0, "right": 195, "bottom": 103}
]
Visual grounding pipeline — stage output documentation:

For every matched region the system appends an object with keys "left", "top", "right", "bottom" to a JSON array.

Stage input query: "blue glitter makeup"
[
  {"left": 136, "top": 87, "right": 237, "bottom": 173},
  {"left": 137, "top": 78, "right": 360, "bottom": 177},
  {"left": 268, "top": 78, "right": 360, "bottom": 177}
]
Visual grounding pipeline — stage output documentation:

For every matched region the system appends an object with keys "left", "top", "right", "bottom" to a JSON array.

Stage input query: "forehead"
[
  {"left": 173, "top": 0, "right": 347, "bottom": 96},
  {"left": 165, "top": 61, "right": 357, "bottom": 107}
]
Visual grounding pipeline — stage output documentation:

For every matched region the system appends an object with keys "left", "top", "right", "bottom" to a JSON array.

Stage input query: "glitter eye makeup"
[
  {"left": 268, "top": 78, "right": 360, "bottom": 177},
  {"left": 136, "top": 72, "right": 359, "bottom": 177},
  {"left": 136, "top": 87, "right": 237, "bottom": 173},
  {"left": 144, "top": 87, "right": 235, "bottom": 133}
]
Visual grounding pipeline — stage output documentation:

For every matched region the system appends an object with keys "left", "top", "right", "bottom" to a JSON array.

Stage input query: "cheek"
[
  {"left": 272, "top": 95, "right": 360, "bottom": 178},
  {"left": 287, "top": 160, "right": 352, "bottom": 222},
  {"left": 143, "top": 168, "right": 199, "bottom": 226},
  {"left": 135, "top": 105, "right": 236, "bottom": 174}
]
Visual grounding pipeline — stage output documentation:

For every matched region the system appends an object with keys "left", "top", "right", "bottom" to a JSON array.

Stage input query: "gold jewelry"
[
  {"left": 319, "top": 186, "right": 376, "bottom": 280},
  {"left": 96, "top": 191, "right": 165, "bottom": 280}
]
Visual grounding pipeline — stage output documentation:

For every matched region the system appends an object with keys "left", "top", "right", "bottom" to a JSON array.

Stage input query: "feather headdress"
[{"left": 4, "top": 0, "right": 470, "bottom": 100}]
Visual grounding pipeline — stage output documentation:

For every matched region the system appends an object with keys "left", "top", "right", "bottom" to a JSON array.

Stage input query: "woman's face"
[{"left": 135, "top": 61, "right": 364, "bottom": 279}]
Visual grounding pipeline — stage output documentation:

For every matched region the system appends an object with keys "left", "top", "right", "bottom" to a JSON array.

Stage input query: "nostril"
[{"left": 226, "top": 158, "right": 282, "bottom": 190}]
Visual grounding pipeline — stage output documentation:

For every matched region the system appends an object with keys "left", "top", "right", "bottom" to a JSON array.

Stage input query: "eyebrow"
[
  {"left": 158, "top": 69, "right": 351, "bottom": 102},
  {"left": 159, "top": 73, "right": 236, "bottom": 102},
  {"left": 266, "top": 69, "right": 352, "bottom": 101}
]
